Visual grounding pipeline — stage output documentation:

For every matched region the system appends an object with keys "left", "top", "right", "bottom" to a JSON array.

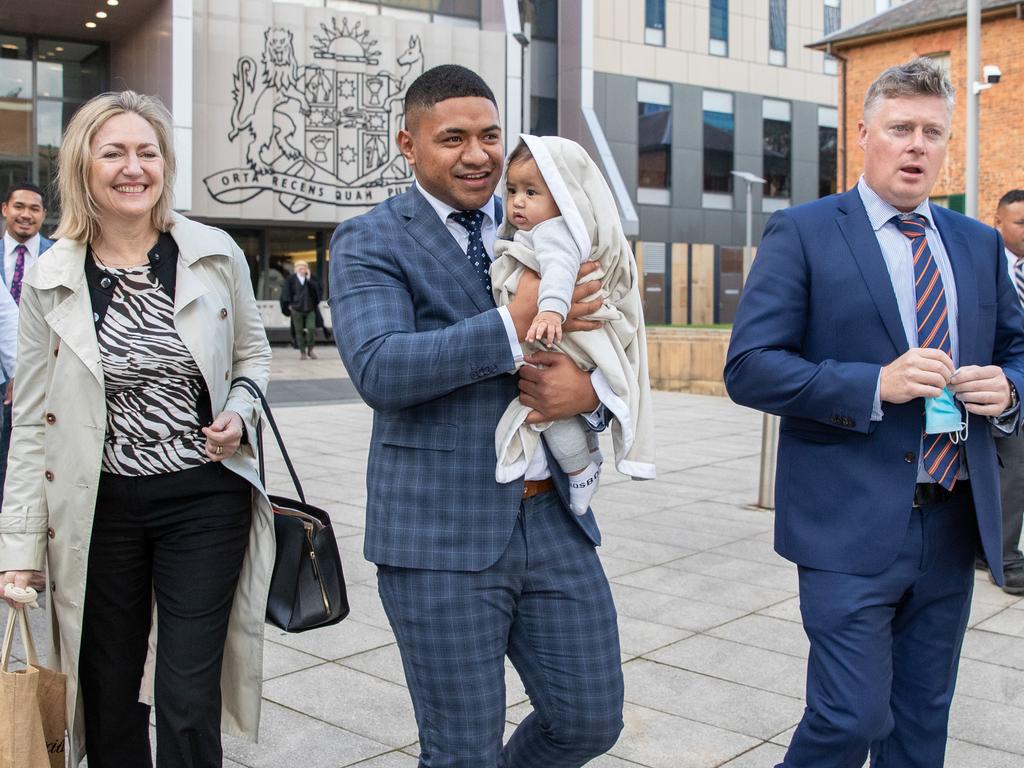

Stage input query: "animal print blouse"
[{"left": 96, "top": 262, "right": 209, "bottom": 475}]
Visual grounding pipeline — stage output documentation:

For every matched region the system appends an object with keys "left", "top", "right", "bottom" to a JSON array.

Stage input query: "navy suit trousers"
[
  {"left": 377, "top": 490, "right": 624, "bottom": 768},
  {"left": 780, "top": 494, "right": 977, "bottom": 768}
]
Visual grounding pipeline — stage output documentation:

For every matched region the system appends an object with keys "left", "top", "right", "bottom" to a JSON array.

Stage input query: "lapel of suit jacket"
[
  {"left": 932, "top": 205, "right": 977, "bottom": 364},
  {"left": 835, "top": 188, "right": 908, "bottom": 355},
  {"left": 398, "top": 187, "right": 496, "bottom": 314}
]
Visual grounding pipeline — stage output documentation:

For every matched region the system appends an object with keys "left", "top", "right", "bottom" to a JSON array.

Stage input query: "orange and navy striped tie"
[{"left": 896, "top": 213, "right": 960, "bottom": 490}]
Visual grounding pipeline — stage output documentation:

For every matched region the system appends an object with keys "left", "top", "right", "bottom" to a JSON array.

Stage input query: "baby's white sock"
[{"left": 568, "top": 461, "right": 601, "bottom": 516}]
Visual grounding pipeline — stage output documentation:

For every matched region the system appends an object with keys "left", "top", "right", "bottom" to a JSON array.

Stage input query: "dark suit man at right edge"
[
  {"left": 991, "top": 189, "right": 1024, "bottom": 593},
  {"left": 726, "top": 58, "right": 1024, "bottom": 768}
]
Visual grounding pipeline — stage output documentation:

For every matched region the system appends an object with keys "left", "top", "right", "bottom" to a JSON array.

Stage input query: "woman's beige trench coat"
[{"left": 0, "top": 212, "right": 275, "bottom": 764}]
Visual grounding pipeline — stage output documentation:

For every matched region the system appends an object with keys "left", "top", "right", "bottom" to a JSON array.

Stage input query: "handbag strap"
[
  {"left": 230, "top": 376, "right": 306, "bottom": 504},
  {"left": 1, "top": 606, "right": 38, "bottom": 672}
]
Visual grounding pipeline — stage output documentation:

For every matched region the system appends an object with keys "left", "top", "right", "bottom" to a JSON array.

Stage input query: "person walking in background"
[
  {"left": 725, "top": 58, "right": 1024, "bottom": 767},
  {"left": 0, "top": 90, "right": 275, "bottom": 768},
  {"left": 331, "top": 64, "right": 625, "bottom": 767},
  {"left": 990, "top": 188, "right": 1024, "bottom": 594},
  {"left": 279, "top": 258, "right": 322, "bottom": 359},
  {"left": 0, "top": 182, "right": 53, "bottom": 505}
]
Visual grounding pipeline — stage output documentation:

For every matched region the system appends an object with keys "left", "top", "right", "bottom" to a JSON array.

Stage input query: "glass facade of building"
[{"left": 0, "top": 34, "right": 107, "bottom": 218}]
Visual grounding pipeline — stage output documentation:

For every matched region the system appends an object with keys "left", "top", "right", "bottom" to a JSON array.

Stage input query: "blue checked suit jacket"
[
  {"left": 330, "top": 185, "right": 601, "bottom": 571},
  {"left": 725, "top": 188, "right": 1024, "bottom": 582}
]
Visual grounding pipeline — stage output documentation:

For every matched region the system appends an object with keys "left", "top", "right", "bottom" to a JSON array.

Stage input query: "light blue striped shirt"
[{"left": 860, "top": 178, "right": 969, "bottom": 481}]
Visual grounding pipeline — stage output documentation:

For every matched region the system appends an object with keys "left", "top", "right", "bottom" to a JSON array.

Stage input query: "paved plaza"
[
  {"left": 219, "top": 352, "right": 1024, "bottom": 767},
  {"left": 11, "top": 351, "right": 1024, "bottom": 767}
]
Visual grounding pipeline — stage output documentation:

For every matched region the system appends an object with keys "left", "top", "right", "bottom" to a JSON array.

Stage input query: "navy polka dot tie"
[{"left": 450, "top": 209, "right": 491, "bottom": 295}]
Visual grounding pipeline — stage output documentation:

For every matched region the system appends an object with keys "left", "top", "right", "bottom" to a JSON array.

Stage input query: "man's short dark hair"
[
  {"left": 3, "top": 182, "right": 45, "bottom": 205},
  {"left": 998, "top": 189, "right": 1024, "bottom": 209},
  {"left": 404, "top": 65, "right": 497, "bottom": 131}
]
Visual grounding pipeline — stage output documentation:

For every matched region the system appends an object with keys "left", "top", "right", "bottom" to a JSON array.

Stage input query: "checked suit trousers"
[{"left": 377, "top": 490, "right": 624, "bottom": 768}]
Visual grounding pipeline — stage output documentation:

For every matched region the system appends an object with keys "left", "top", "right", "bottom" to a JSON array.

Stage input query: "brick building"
[{"left": 811, "top": 0, "right": 1024, "bottom": 224}]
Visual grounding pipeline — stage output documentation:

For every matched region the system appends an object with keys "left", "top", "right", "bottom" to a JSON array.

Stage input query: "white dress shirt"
[
  {"left": 3, "top": 231, "right": 42, "bottom": 290},
  {"left": 0, "top": 283, "right": 17, "bottom": 378}
]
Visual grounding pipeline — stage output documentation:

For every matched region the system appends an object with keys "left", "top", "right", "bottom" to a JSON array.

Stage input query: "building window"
[
  {"left": 637, "top": 81, "right": 671, "bottom": 205},
  {"left": 924, "top": 51, "right": 950, "bottom": 72},
  {"left": 769, "top": 0, "right": 787, "bottom": 66},
  {"left": 645, "top": 0, "right": 665, "bottom": 46},
  {"left": 530, "top": 96, "right": 558, "bottom": 136},
  {"left": 529, "top": 0, "right": 558, "bottom": 41},
  {"left": 702, "top": 90, "right": 734, "bottom": 209},
  {"left": 709, "top": 0, "right": 728, "bottom": 56},
  {"left": 823, "top": 0, "right": 840, "bottom": 74},
  {"left": 818, "top": 106, "right": 838, "bottom": 198},
  {"left": 0, "top": 34, "right": 107, "bottom": 219},
  {"left": 763, "top": 99, "right": 791, "bottom": 211}
]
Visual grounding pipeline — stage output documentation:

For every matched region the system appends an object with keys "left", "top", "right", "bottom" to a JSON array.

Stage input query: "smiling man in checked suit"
[
  {"left": 725, "top": 59, "right": 1024, "bottom": 767},
  {"left": 330, "top": 65, "right": 624, "bottom": 767},
  {"left": 0, "top": 182, "right": 52, "bottom": 504}
]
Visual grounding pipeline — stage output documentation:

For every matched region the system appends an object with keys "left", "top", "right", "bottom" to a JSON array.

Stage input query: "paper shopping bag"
[{"left": 0, "top": 606, "right": 66, "bottom": 768}]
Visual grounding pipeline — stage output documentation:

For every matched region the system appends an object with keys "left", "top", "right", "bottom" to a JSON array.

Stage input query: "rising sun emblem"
[{"left": 312, "top": 17, "right": 381, "bottom": 64}]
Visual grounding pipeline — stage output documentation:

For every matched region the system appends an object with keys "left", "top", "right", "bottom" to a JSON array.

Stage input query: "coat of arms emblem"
[{"left": 204, "top": 18, "right": 423, "bottom": 213}]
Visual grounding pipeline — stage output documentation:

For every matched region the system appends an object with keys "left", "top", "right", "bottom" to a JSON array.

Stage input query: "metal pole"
[
  {"left": 743, "top": 181, "right": 753, "bottom": 278},
  {"left": 966, "top": 0, "right": 980, "bottom": 219},
  {"left": 757, "top": 413, "right": 779, "bottom": 509}
]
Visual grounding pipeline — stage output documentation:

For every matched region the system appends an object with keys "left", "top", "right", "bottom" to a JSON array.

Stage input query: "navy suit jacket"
[
  {"left": 330, "top": 185, "right": 600, "bottom": 571},
  {"left": 725, "top": 188, "right": 1024, "bottom": 580}
]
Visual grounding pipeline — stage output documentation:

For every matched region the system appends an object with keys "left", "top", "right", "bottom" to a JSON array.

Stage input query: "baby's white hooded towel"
[{"left": 491, "top": 134, "right": 656, "bottom": 482}]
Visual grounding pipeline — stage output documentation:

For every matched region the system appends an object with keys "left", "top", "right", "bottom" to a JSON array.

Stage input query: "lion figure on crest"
[{"left": 229, "top": 26, "right": 311, "bottom": 175}]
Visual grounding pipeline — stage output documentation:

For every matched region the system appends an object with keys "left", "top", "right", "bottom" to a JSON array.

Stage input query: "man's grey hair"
[{"left": 863, "top": 57, "right": 956, "bottom": 120}]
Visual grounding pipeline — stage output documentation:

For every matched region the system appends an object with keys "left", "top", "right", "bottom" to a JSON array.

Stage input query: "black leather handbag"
[{"left": 232, "top": 377, "right": 350, "bottom": 633}]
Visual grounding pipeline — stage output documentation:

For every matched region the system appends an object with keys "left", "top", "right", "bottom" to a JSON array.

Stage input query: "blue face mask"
[{"left": 925, "top": 387, "right": 968, "bottom": 443}]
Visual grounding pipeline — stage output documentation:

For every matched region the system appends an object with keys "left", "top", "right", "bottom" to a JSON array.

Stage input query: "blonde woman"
[{"left": 0, "top": 91, "right": 274, "bottom": 767}]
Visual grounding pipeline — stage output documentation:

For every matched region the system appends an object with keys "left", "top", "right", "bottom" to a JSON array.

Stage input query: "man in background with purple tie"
[
  {"left": 0, "top": 182, "right": 52, "bottom": 505},
  {"left": 725, "top": 58, "right": 1024, "bottom": 768},
  {"left": 990, "top": 188, "right": 1024, "bottom": 593}
]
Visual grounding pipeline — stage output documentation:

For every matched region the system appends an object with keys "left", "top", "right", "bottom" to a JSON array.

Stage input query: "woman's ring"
[{"left": 215, "top": 445, "right": 223, "bottom": 455}]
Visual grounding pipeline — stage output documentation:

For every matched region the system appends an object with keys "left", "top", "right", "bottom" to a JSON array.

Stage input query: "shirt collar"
[
  {"left": 415, "top": 182, "right": 496, "bottom": 231},
  {"left": 857, "top": 176, "right": 934, "bottom": 232},
  {"left": 4, "top": 231, "right": 40, "bottom": 258}
]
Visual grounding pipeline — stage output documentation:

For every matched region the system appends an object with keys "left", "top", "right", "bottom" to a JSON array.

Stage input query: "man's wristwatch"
[{"left": 1009, "top": 381, "right": 1019, "bottom": 411}]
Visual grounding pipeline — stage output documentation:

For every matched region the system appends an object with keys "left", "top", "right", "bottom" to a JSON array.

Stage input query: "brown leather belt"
[
  {"left": 522, "top": 478, "right": 555, "bottom": 500},
  {"left": 913, "top": 480, "right": 970, "bottom": 507}
]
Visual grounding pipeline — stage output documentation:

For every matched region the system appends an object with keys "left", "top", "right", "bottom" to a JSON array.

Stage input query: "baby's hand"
[{"left": 526, "top": 311, "right": 564, "bottom": 347}]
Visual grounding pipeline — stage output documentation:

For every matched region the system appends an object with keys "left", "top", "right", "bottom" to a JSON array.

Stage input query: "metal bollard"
[{"left": 757, "top": 413, "right": 779, "bottom": 509}]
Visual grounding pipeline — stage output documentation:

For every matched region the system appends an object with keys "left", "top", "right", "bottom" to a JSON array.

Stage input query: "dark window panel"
[
  {"left": 645, "top": 0, "right": 665, "bottom": 30},
  {"left": 36, "top": 40, "right": 104, "bottom": 100},
  {"left": 818, "top": 125, "right": 837, "bottom": 198},
  {"left": 824, "top": 2, "right": 841, "bottom": 35},
  {"left": 763, "top": 117, "right": 791, "bottom": 198},
  {"left": 703, "top": 110, "right": 734, "bottom": 193},
  {"left": 530, "top": 95, "right": 558, "bottom": 136},
  {"left": 710, "top": 0, "right": 728, "bottom": 42},
  {"left": 638, "top": 102, "right": 671, "bottom": 189},
  {"left": 530, "top": 0, "right": 558, "bottom": 41},
  {"left": 769, "top": 0, "right": 787, "bottom": 52}
]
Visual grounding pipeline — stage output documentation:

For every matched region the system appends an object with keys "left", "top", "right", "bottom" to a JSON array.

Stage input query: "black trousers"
[{"left": 79, "top": 462, "right": 252, "bottom": 768}]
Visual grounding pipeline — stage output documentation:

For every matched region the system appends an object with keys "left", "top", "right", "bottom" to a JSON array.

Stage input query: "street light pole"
[
  {"left": 966, "top": 0, "right": 980, "bottom": 218},
  {"left": 730, "top": 171, "right": 775, "bottom": 509}
]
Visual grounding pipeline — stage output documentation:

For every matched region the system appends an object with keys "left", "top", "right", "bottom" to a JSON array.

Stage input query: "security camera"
[{"left": 983, "top": 65, "right": 1002, "bottom": 84}]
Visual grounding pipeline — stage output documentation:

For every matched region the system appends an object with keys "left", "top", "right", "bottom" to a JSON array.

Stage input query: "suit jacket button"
[
  {"left": 50, "top": 581, "right": 56, "bottom": 593},
  {"left": 904, "top": 452, "right": 916, "bottom": 463},
  {"left": 53, "top": 347, "right": 59, "bottom": 358},
  {"left": 44, "top": 470, "right": 54, "bottom": 481},
  {"left": 219, "top": 308, "right": 228, "bottom": 319},
  {"left": 45, "top": 413, "right": 56, "bottom": 424},
  {"left": 47, "top": 527, "right": 55, "bottom": 539}
]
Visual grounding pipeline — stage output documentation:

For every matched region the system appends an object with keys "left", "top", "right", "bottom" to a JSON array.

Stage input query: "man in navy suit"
[
  {"left": 0, "top": 182, "right": 52, "bottom": 504},
  {"left": 330, "top": 65, "right": 624, "bottom": 767},
  {"left": 725, "top": 59, "right": 1024, "bottom": 767}
]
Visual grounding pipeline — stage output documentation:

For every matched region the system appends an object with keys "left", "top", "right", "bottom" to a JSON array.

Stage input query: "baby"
[{"left": 492, "top": 135, "right": 656, "bottom": 515}]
